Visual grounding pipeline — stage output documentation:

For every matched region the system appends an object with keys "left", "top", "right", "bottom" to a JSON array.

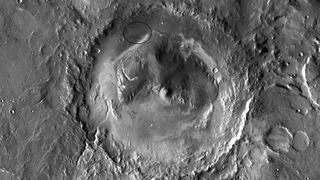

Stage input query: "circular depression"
[
  {"left": 122, "top": 22, "right": 152, "bottom": 44},
  {"left": 91, "top": 12, "right": 247, "bottom": 176}
]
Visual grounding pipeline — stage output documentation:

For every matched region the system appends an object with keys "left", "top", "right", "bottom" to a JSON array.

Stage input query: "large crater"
[{"left": 89, "top": 8, "right": 249, "bottom": 174}]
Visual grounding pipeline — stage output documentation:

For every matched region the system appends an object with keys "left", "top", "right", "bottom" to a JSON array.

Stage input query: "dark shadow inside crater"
[{"left": 154, "top": 37, "right": 219, "bottom": 111}]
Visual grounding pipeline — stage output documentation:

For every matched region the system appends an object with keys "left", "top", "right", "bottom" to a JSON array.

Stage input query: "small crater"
[
  {"left": 292, "top": 130, "right": 309, "bottom": 152},
  {"left": 122, "top": 22, "right": 152, "bottom": 44},
  {"left": 264, "top": 125, "right": 293, "bottom": 153}
]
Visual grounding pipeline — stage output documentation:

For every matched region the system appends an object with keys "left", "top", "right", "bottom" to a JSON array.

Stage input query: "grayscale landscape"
[{"left": 0, "top": 0, "right": 319, "bottom": 179}]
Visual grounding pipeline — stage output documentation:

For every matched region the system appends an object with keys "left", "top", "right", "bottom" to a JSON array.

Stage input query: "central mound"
[
  {"left": 116, "top": 36, "right": 218, "bottom": 116},
  {"left": 154, "top": 37, "right": 218, "bottom": 113},
  {"left": 103, "top": 34, "right": 229, "bottom": 163}
]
